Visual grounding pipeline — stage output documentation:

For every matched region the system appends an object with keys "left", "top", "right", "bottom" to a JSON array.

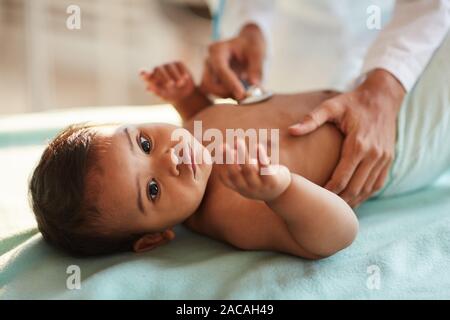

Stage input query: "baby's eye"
[
  {"left": 148, "top": 179, "right": 159, "bottom": 200},
  {"left": 139, "top": 135, "right": 152, "bottom": 154}
]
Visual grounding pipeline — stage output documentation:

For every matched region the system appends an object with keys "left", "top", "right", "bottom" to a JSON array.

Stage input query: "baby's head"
[{"left": 29, "top": 122, "right": 212, "bottom": 256}]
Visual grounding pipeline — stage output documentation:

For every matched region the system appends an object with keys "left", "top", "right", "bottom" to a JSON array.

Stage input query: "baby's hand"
[
  {"left": 219, "top": 140, "right": 292, "bottom": 202},
  {"left": 141, "top": 62, "right": 195, "bottom": 102}
]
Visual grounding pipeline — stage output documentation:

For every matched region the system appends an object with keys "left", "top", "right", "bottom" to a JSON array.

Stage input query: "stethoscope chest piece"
[{"left": 238, "top": 81, "right": 273, "bottom": 105}]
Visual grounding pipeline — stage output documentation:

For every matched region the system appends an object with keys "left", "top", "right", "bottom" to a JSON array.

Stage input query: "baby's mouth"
[{"left": 189, "top": 144, "right": 197, "bottom": 179}]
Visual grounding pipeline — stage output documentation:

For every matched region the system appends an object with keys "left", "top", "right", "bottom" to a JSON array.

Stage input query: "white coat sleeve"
[{"left": 361, "top": 0, "right": 450, "bottom": 91}]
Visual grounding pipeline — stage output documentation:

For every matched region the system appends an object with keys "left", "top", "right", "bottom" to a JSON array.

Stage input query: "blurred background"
[
  {"left": 0, "top": 0, "right": 213, "bottom": 115},
  {"left": 0, "top": 0, "right": 394, "bottom": 115}
]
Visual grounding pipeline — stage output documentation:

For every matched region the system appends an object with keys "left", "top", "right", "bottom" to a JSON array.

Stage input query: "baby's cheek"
[{"left": 180, "top": 186, "right": 203, "bottom": 210}]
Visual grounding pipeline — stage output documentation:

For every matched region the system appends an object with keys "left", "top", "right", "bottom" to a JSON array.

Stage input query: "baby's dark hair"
[{"left": 29, "top": 123, "right": 144, "bottom": 257}]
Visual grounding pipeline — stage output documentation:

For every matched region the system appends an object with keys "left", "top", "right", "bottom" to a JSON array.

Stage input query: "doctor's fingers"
[
  {"left": 341, "top": 142, "right": 389, "bottom": 203},
  {"left": 341, "top": 157, "right": 378, "bottom": 206},
  {"left": 324, "top": 134, "right": 365, "bottom": 194},
  {"left": 200, "top": 60, "right": 231, "bottom": 97},
  {"left": 246, "top": 51, "right": 264, "bottom": 85},
  {"left": 353, "top": 159, "right": 391, "bottom": 207},
  {"left": 362, "top": 152, "right": 391, "bottom": 193},
  {"left": 288, "top": 99, "right": 344, "bottom": 136},
  {"left": 208, "top": 49, "right": 246, "bottom": 100}
]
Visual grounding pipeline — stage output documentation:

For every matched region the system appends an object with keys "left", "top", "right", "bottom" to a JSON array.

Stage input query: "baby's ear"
[{"left": 133, "top": 229, "right": 175, "bottom": 253}]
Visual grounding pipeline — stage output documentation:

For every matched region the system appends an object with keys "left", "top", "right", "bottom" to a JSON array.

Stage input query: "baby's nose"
[{"left": 167, "top": 147, "right": 180, "bottom": 176}]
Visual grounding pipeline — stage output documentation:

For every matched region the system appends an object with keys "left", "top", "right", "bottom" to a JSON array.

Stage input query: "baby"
[{"left": 29, "top": 61, "right": 360, "bottom": 259}]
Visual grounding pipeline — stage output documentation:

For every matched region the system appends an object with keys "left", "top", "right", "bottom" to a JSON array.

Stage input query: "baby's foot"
[{"left": 141, "top": 61, "right": 195, "bottom": 102}]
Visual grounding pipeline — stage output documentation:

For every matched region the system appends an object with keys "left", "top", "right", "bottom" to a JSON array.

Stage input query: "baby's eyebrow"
[
  {"left": 124, "top": 127, "right": 134, "bottom": 151},
  {"left": 123, "top": 127, "right": 145, "bottom": 215},
  {"left": 136, "top": 178, "right": 145, "bottom": 215}
]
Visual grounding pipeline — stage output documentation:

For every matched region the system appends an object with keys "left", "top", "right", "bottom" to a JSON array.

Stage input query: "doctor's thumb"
[
  {"left": 247, "top": 57, "right": 263, "bottom": 85},
  {"left": 288, "top": 114, "right": 326, "bottom": 136},
  {"left": 288, "top": 122, "right": 311, "bottom": 136}
]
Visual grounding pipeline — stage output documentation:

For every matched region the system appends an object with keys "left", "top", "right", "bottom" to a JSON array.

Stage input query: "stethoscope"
[{"left": 212, "top": 0, "right": 273, "bottom": 105}]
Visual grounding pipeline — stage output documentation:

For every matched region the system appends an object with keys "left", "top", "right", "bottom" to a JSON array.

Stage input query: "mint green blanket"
[{"left": 1, "top": 175, "right": 450, "bottom": 299}]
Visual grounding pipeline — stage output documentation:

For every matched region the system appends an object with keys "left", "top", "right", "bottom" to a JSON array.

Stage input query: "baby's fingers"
[
  {"left": 176, "top": 62, "right": 192, "bottom": 79},
  {"left": 164, "top": 63, "right": 183, "bottom": 85},
  {"left": 234, "top": 139, "right": 260, "bottom": 186},
  {"left": 140, "top": 70, "right": 155, "bottom": 84},
  {"left": 145, "top": 81, "right": 159, "bottom": 94},
  {"left": 219, "top": 167, "right": 234, "bottom": 190},
  {"left": 140, "top": 69, "right": 149, "bottom": 79},
  {"left": 219, "top": 144, "right": 242, "bottom": 190},
  {"left": 141, "top": 72, "right": 162, "bottom": 94},
  {"left": 257, "top": 144, "right": 287, "bottom": 178},
  {"left": 240, "top": 165, "right": 262, "bottom": 189},
  {"left": 227, "top": 163, "right": 248, "bottom": 191},
  {"left": 256, "top": 143, "right": 270, "bottom": 165}
]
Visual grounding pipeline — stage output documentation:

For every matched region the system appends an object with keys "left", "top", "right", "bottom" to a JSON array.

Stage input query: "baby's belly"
[
  {"left": 183, "top": 91, "right": 343, "bottom": 238},
  {"left": 186, "top": 90, "right": 343, "bottom": 186},
  {"left": 280, "top": 122, "right": 342, "bottom": 186}
]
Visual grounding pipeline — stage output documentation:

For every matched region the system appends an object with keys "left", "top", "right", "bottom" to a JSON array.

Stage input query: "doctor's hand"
[
  {"left": 288, "top": 69, "right": 406, "bottom": 207},
  {"left": 200, "top": 23, "right": 266, "bottom": 100}
]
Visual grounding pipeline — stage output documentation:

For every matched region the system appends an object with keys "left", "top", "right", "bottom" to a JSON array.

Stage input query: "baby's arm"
[
  {"left": 141, "top": 62, "right": 212, "bottom": 122},
  {"left": 219, "top": 141, "right": 358, "bottom": 258},
  {"left": 266, "top": 173, "right": 358, "bottom": 257}
]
